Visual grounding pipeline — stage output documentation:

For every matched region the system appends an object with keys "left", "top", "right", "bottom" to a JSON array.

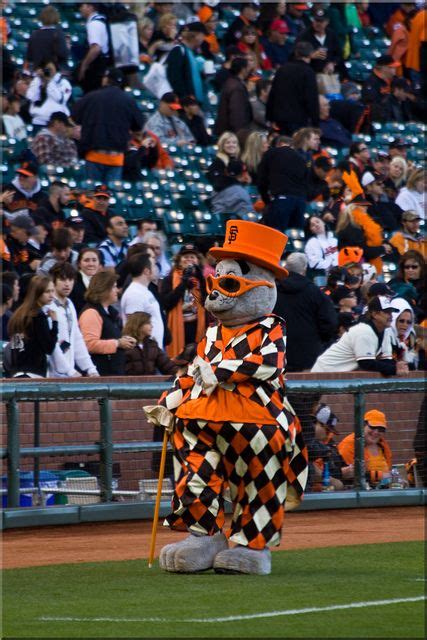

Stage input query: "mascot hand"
[
  {"left": 143, "top": 405, "right": 174, "bottom": 433},
  {"left": 192, "top": 355, "right": 218, "bottom": 396}
]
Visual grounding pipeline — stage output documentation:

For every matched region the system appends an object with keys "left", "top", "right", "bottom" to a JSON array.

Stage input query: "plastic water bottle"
[
  {"left": 390, "top": 466, "right": 402, "bottom": 489},
  {"left": 322, "top": 462, "right": 331, "bottom": 491}
]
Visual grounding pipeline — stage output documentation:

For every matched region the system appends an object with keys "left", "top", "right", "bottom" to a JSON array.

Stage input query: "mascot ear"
[{"left": 236, "top": 259, "right": 250, "bottom": 275}]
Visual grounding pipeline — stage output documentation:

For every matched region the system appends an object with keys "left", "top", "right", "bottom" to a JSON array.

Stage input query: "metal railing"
[{"left": 1, "top": 378, "right": 425, "bottom": 518}]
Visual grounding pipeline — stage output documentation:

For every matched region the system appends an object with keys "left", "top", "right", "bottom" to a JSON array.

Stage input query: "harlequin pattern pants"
[{"left": 164, "top": 418, "right": 293, "bottom": 549}]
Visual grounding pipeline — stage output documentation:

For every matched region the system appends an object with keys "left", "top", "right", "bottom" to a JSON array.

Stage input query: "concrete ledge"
[{"left": 2, "top": 490, "right": 426, "bottom": 529}]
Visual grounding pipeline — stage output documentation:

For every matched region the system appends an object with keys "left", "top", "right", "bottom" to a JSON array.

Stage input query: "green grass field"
[{"left": 2, "top": 541, "right": 425, "bottom": 638}]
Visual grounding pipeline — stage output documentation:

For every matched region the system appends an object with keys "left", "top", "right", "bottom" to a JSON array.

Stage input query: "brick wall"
[{"left": 1, "top": 373, "right": 424, "bottom": 491}]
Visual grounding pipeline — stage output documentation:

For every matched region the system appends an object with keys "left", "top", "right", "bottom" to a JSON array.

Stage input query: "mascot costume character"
[{"left": 145, "top": 220, "right": 308, "bottom": 575}]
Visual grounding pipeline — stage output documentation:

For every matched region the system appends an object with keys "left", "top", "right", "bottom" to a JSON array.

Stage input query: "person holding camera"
[
  {"left": 160, "top": 244, "right": 206, "bottom": 358},
  {"left": 26, "top": 59, "right": 72, "bottom": 130}
]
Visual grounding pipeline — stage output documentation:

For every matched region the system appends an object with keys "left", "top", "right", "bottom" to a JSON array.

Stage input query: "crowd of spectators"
[{"left": 1, "top": 1, "right": 426, "bottom": 388}]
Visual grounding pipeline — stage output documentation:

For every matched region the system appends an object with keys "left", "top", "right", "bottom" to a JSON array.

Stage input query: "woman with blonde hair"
[
  {"left": 150, "top": 12, "right": 178, "bottom": 60},
  {"left": 241, "top": 131, "right": 269, "bottom": 182},
  {"left": 385, "top": 156, "right": 408, "bottom": 199},
  {"left": 395, "top": 167, "right": 425, "bottom": 220},
  {"left": 336, "top": 198, "right": 393, "bottom": 274},
  {"left": 207, "top": 131, "right": 241, "bottom": 191}
]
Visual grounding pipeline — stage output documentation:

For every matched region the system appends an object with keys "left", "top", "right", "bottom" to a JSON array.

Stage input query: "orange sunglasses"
[{"left": 206, "top": 274, "right": 274, "bottom": 298}]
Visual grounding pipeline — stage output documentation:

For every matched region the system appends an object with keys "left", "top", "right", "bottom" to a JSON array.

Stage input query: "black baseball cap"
[
  {"left": 64, "top": 216, "right": 85, "bottom": 228},
  {"left": 331, "top": 286, "right": 357, "bottom": 304},
  {"left": 368, "top": 295, "right": 399, "bottom": 313},
  {"left": 369, "top": 282, "right": 395, "bottom": 297},
  {"left": 389, "top": 137, "right": 408, "bottom": 149},
  {"left": 375, "top": 55, "right": 401, "bottom": 68},
  {"left": 312, "top": 8, "right": 328, "bottom": 21}
]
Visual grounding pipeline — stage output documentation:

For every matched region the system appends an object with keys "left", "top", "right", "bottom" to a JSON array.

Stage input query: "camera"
[{"left": 183, "top": 266, "right": 195, "bottom": 278}]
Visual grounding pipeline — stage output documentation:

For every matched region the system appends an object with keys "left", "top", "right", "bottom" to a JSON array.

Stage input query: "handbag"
[{"left": 143, "top": 55, "right": 173, "bottom": 99}]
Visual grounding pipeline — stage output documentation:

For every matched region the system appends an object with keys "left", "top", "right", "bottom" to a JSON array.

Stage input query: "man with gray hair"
[{"left": 274, "top": 252, "right": 336, "bottom": 371}]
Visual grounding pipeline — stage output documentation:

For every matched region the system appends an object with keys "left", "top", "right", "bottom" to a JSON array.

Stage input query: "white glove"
[
  {"left": 143, "top": 405, "right": 174, "bottom": 433},
  {"left": 192, "top": 355, "right": 218, "bottom": 396}
]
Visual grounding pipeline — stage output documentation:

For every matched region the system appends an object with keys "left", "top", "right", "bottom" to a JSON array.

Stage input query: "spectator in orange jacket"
[
  {"left": 338, "top": 409, "right": 393, "bottom": 487},
  {"left": 389, "top": 211, "right": 427, "bottom": 259}
]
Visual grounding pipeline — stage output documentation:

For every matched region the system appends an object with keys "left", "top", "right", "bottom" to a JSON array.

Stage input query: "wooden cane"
[{"left": 148, "top": 429, "right": 169, "bottom": 568}]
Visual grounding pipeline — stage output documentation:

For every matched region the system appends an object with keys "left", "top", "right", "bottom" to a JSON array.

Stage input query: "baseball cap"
[
  {"left": 178, "top": 243, "right": 198, "bottom": 256},
  {"left": 364, "top": 409, "right": 387, "bottom": 429},
  {"left": 93, "top": 184, "right": 111, "bottom": 199},
  {"left": 311, "top": 404, "right": 339, "bottom": 434},
  {"left": 369, "top": 282, "right": 395, "bottom": 297},
  {"left": 16, "top": 161, "right": 38, "bottom": 177},
  {"left": 312, "top": 8, "right": 328, "bottom": 21},
  {"left": 9, "top": 214, "right": 36, "bottom": 234},
  {"left": 104, "top": 67, "right": 126, "bottom": 87},
  {"left": 361, "top": 170, "right": 384, "bottom": 187},
  {"left": 338, "top": 246, "right": 364, "bottom": 267},
  {"left": 64, "top": 216, "right": 85, "bottom": 228},
  {"left": 376, "top": 55, "right": 401, "bottom": 68},
  {"left": 294, "top": 3, "right": 309, "bottom": 10},
  {"left": 331, "top": 286, "right": 356, "bottom": 304},
  {"left": 270, "top": 18, "right": 290, "bottom": 34},
  {"left": 368, "top": 295, "right": 399, "bottom": 313},
  {"left": 402, "top": 210, "right": 421, "bottom": 222},
  {"left": 161, "top": 92, "right": 181, "bottom": 110},
  {"left": 375, "top": 150, "right": 389, "bottom": 160},
  {"left": 389, "top": 137, "right": 408, "bottom": 149}
]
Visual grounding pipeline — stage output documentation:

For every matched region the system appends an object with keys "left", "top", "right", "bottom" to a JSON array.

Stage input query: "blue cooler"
[{"left": 2, "top": 471, "right": 59, "bottom": 507}]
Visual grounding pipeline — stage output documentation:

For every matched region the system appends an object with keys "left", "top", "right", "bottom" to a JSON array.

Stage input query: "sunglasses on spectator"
[
  {"left": 206, "top": 274, "right": 273, "bottom": 298},
  {"left": 367, "top": 425, "right": 386, "bottom": 433},
  {"left": 403, "top": 264, "right": 420, "bottom": 270}
]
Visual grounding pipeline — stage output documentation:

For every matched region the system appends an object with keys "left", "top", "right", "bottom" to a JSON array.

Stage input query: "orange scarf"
[
  {"left": 166, "top": 269, "right": 206, "bottom": 358},
  {"left": 352, "top": 207, "right": 384, "bottom": 274}
]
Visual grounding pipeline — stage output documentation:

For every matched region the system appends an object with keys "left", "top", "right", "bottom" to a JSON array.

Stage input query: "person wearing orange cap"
[
  {"left": 198, "top": 5, "right": 220, "bottom": 58},
  {"left": 146, "top": 220, "right": 308, "bottom": 575},
  {"left": 1, "top": 162, "right": 45, "bottom": 214},
  {"left": 144, "top": 92, "right": 195, "bottom": 146},
  {"left": 338, "top": 410, "right": 393, "bottom": 488}
]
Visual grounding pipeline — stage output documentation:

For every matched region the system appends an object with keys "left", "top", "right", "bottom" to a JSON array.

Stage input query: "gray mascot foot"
[
  {"left": 213, "top": 546, "right": 271, "bottom": 575},
  {"left": 159, "top": 532, "right": 228, "bottom": 573}
]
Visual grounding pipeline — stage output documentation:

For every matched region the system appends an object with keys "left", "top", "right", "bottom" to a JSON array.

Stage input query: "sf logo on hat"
[{"left": 227, "top": 225, "right": 239, "bottom": 244}]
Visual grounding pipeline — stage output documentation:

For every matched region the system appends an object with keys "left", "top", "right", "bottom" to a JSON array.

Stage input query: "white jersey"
[
  {"left": 311, "top": 321, "right": 393, "bottom": 373},
  {"left": 120, "top": 281, "right": 164, "bottom": 348}
]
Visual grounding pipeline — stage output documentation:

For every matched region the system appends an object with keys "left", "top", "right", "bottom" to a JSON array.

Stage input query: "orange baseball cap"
[
  {"left": 209, "top": 219, "right": 289, "bottom": 278},
  {"left": 364, "top": 409, "right": 387, "bottom": 429},
  {"left": 161, "top": 92, "right": 182, "bottom": 110}
]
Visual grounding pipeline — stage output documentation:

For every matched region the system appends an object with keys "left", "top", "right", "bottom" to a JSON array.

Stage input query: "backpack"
[{"left": 97, "top": 4, "right": 139, "bottom": 73}]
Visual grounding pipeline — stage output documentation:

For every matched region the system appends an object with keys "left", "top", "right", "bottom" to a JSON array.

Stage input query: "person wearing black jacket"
[
  {"left": 6, "top": 275, "right": 58, "bottom": 377},
  {"left": 361, "top": 55, "right": 400, "bottom": 123},
  {"left": 274, "top": 252, "right": 337, "bottom": 372},
  {"left": 224, "top": 3, "right": 260, "bottom": 47},
  {"left": 215, "top": 57, "right": 253, "bottom": 136},
  {"left": 71, "top": 68, "right": 144, "bottom": 183},
  {"left": 266, "top": 41, "right": 319, "bottom": 134},
  {"left": 180, "top": 96, "right": 213, "bottom": 146},
  {"left": 296, "top": 8, "right": 343, "bottom": 75},
  {"left": 257, "top": 141, "right": 309, "bottom": 231}
]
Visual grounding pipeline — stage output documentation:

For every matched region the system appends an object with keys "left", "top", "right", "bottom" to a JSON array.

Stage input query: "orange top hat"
[{"left": 209, "top": 220, "right": 288, "bottom": 278}]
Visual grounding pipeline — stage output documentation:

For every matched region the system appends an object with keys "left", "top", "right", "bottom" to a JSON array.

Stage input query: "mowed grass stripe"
[
  {"left": 3, "top": 542, "right": 425, "bottom": 638},
  {"left": 37, "top": 595, "right": 426, "bottom": 623}
]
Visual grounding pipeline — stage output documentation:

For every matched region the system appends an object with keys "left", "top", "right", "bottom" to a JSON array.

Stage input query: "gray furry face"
[{"left": 205, "top": 259, "right": 277, "bottom": 327}]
